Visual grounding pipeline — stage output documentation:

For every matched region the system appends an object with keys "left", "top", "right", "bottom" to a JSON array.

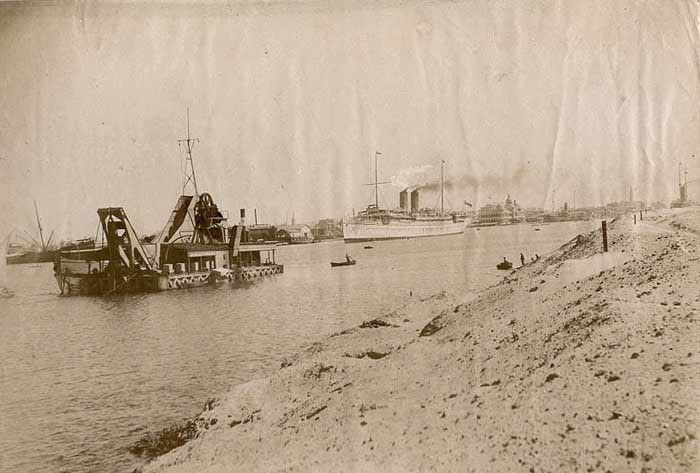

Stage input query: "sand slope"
[{"left": 142, "top": 209, "right": 699, "bottom": 473}]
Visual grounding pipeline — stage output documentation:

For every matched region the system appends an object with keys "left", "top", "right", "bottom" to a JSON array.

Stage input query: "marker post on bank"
[{"left": 602, "top": 220, "right": 608, "bottom": 253}]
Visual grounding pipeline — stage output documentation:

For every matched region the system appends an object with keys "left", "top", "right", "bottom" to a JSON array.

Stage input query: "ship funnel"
[
  {"left": 410, "top": 190, "right": 419, "bottom": 213},
  {"left": 399, "top": 190, "right": 409, "bottom": 210}
]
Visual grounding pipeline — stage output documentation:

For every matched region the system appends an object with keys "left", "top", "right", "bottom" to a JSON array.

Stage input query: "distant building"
[
  {"left": 247, "top": 224, "right": 278, "bottom": 242},
  {"left": 567, "top": 208, "right": 593, "bottom": 220},
  {"left": 277, "top": 224, "right": 314, "bottom": 244},
  {"left": 605, "top": 200, "right": 644, "bottom": 214},
  {"left": 476, "top": 195, "right": 524, "bottom": 225},
  {"left": 544, "top": 204, "right": 595, "bottom": 222},
  {"left": 503, "top": 195, "right": 525, "bottom": 223},
  {"left": 311, "top": 219, "right": 342, "bottom": 240},
  {"left": 523, "top": 208, "right": 544, "bottom": 223},
  {"left": 477, "top": 204, "right": 505, "bottom": 225}
]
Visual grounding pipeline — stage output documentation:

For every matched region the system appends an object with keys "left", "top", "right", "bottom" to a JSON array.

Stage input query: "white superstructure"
[
  {"left": 344, "top": 157, "right": 471, "bottom": 242},
  {"left": 343, "top": 216, "right": 467, "bottom": 241}
]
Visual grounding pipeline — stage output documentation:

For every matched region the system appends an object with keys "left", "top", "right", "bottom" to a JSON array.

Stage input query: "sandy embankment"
[{"left": 142, "top": 209, "right": 699, "bottom": 473}]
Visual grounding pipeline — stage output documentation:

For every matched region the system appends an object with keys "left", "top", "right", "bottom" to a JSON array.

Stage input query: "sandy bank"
[{"left": 141, "top": 209, "right": 699, "bottom": 473}]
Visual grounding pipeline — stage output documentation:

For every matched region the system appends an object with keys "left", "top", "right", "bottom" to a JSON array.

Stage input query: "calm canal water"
[{"left": 0, "top": 221, "right": 597, "bottom": 473}]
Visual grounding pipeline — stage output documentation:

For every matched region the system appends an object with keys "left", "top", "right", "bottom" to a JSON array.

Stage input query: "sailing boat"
[
  {"left": 6, "top": 200, "right": 57, "bottom": 265},
  {"left": 343, "top": 157, "right": 470, "bottom": 242},
  {"left": 1, "top": 230, "right": 14, "bottom": 297}
]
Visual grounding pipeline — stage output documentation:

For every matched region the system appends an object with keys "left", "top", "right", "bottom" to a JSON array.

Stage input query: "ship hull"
[
  {"left": 343, "top": 219, "right": 467, "bottom": 242},
  {"left": 7, "top": 251, "right": 57, "bottom": 265},
  {"left": 54, "top": 264, "right": 284, "bottom": 296}
]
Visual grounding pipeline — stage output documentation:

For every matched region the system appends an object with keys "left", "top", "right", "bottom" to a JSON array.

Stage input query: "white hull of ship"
[{"left": 343, "top": 219, "right": 467, "bottom": 242}]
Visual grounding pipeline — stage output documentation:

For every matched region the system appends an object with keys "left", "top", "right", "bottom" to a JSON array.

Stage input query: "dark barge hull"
[{"left": 56, "top": 264, "right": 284, "bottom": 296}]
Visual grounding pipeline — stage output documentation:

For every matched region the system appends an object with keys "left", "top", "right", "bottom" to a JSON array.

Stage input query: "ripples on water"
[{"left": 0, "top": 221, "right": 597, "bottom": 473}]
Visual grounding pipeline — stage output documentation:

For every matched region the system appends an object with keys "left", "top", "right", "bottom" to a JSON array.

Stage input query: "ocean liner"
[{"left": 343, "top": 154, "right": 469, "bottom": 242}]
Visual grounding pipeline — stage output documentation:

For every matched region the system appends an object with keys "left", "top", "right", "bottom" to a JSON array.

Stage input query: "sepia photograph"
[{"left": 0, "top": 1, "right": 698, "bottom": 472}]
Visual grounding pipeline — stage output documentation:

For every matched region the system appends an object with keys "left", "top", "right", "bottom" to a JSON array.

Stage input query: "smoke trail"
[
  {"left": 390, "top": 165, "right": 434, "bottom": 191},
  {"left": 410, "top": 162, "right": 529, "bottom": 192}
]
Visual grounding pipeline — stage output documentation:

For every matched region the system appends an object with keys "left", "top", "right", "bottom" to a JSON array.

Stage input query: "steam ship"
[
  {"left": 343, "top": 155, "right": 469, "bottom": 242},
  {"left": 6, "top": 201, "right": 58, "bottom": 265}
]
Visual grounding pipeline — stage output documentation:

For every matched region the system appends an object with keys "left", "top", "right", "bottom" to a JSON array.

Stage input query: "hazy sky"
[{"left": 1, "top": 0, "right": 699, "bottom": 240}]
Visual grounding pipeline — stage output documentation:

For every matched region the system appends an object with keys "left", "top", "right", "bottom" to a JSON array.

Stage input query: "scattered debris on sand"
[{"left": 139, "top": 208, "right": 700, "bottom": 473}]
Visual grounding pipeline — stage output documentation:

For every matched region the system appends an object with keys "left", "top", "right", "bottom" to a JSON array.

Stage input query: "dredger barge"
[
  {"left": 54, "top": 195, "right": 282, "bottom": 296},
  {"left": 53, "top": 120, "right": 283, "bottom": 296}
]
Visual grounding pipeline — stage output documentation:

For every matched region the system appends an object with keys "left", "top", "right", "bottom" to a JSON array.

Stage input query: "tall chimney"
[
  {"left": 410, "top": 190, "right": 419, "bottom": 213},
  {"left": 240, "top": 209, "right": 246, "bottom": 225},
  {"left": 399, "top": 190, "right": 408, "bottom": 210}
]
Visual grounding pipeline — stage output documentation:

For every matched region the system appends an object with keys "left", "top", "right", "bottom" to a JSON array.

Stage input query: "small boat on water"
[
  {"left": 331, "top": 255, "right": 356, "bottom": 267},
  {"left": 496, "top": 258, "right": 512, "bottom": 270},
  {"left": 363, "top": 245, "right": 373, "bottom": 249}
]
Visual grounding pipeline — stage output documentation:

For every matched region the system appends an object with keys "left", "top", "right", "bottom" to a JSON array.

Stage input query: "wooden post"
[
  {"left": 602, "top": 220, "right": 608, "bottom": 252},
  {"left": 640, "top": 210, "right": 643, "bottom": 221},
  {"left": 634, "top": 214, "right": 637, "bottom": 224}
]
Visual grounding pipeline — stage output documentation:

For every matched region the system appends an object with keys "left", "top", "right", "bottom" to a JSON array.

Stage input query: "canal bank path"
[{"left": 139, "top": 208, "right": 699, "bottom": 473}]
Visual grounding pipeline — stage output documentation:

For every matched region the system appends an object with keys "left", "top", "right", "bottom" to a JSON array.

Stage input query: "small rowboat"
[
  {"left": 496, "top": 260, "right": 512, "bottom": 270},
  {"left": 363, "top": 245, "right": 373, "bottom": 249},
  {"left": 331, "top": 258, "right": 356, "bottom": 267}
]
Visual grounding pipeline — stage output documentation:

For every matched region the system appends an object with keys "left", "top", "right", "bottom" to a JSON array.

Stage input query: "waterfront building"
[
  {"left": 503, "top": 195, "right": 526, "bottom": 223},
  {"left": 311, "top": 219, "right": 343, "bottom": 240},
  {"left": 477, "top": 203, "right": 506, "bottom": 225},
  {"left": 277, "top": 224, "right": 314, "bottom": 244},
  {"left": 247, "top": 224, "right": 278, "bottom": 242},
  {"left": 476, "top": 195, "right": 525, "bottom": 225},
  {"left": 524, "top": 208, "right": 545, "bottom": 223}
]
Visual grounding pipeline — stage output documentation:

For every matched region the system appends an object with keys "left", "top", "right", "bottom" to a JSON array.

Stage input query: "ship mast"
[
  {"left": 440, "top": 160, "right": 445, "bottom": 214},
  {"left": 34, "top": 200, "right": 46, "bottom": 250},
  {"left": 375, "top": 151, "right": 381, "bottom": 209},
  {"left": 178, "top": 108, "right": 200, "bottom": 200},
  {"left": 364, "top": 151, "right": 390, "bottom": 209}
]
